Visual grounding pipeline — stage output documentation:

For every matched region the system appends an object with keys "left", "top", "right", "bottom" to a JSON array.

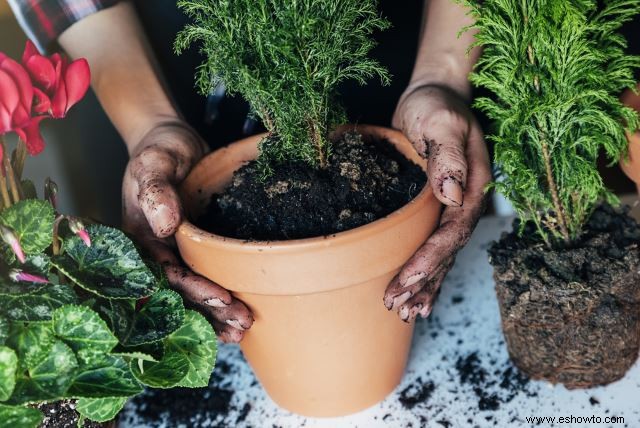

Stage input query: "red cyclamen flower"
[
  {"left": 22, "top": 41, "right": 91, "bottom": 120},
  {"left": 0, "top": 52, "right": 34, "bottom": 161}
]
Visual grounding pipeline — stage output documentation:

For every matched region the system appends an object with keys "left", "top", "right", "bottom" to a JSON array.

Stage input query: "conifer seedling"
[
  {"left": 466, "top": 0, "right": 640, "bottom": 245},
  {"left": 175, "top": 0, "right": 390, "bottom": 174}
]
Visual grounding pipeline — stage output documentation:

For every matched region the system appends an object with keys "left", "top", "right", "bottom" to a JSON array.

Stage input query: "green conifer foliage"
[
  {"left": 466, "top": 0, "right": 640, "bottom": 244},
  {"left": 175, "top": 0, "right": 390, "bottom": 172}
]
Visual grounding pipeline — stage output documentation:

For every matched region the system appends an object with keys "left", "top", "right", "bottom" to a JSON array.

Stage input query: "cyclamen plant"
[
  {"left": 175, "top": 0, "right": 390, "bottom": 173},
  {"left": 466, "top": 0, "right": 640, "bottom": 245},
  {"left": 0, "top": 43, "right": 216, "bottom": 427}
]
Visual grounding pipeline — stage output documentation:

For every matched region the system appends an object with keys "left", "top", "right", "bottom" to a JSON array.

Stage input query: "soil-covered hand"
[
  {"left": 384, "top": 85, "right": 491, "bottom": 322},
  {"left": 122, "top": 121, "right": 254, "bottom": 342}
]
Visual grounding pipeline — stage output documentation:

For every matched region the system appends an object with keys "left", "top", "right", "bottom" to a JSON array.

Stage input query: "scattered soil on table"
[
  {"left": 454, "top": 352, "right": 536, "bottom": 412},
  {"left": 126, "top": 359, "right": 250, "bottom": 428},
  {"left": 198, "top": 131, "right": 427, "bottom": 240},
  {"left": 398, "top": 378, "right": 435, "bottom": 410},
  {"left": 36, "top": 401, "right": 106, "bottom": 428},
  {"left": 489, "top": 204, "right": 640, "bottom": 388}
]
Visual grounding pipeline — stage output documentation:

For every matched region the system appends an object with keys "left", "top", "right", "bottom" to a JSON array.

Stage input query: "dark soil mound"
[
  {"left": 489, "top": 204, "right": 640, "bottom": 388},
  {"left": 198, "top": 132, "right": 427, "bottom": 240},
  {"left": 36, "top": 401, "right": 106, "bottom": 428}
]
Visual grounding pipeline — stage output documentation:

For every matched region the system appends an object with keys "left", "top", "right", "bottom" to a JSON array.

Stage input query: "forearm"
[
  {"left": 58, "top": 2, "right": 179, "bottom": 153},
  {"left": 407, "top": 0, "right": 480, "bottom": 101}
]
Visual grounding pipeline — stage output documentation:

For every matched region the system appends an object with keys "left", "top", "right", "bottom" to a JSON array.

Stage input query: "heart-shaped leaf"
[
  {"left": 53, "top": 306, "right": 117, "bottom": 365},
  {"left": 5, "top": 322, "right": 55, "bottom": 371},
  {"left": 0, "top": 346, "right": 17, "bottom": 401},
  {"left": 164, "top": 310, "right": 217, "bottom": 388},
  {"left": 9, "top": 341, "right": 78, "bottom": 405},
  {"left": 0, "top": 200, "right": 54, "bottom": 257},
  {"left": 76, "top": 397, "right": 127, "bottom": 423},
  {"left": 130, "top": 352, "right": 190, "bottom": 388},
  {"left": 0, "top": 284, "right": 76, "bottom": 321},
  {"left": 0, "top": 404, "right": 43, "bottom": 428},
  {"left": 51, "top": 225, "right": 156, "bottom": 299},
  {"left": 97, "top": 289, "right": 185, "bottom": 347},
  {"left": 68, "top": 355, "right": 143, "bottom": 398}
]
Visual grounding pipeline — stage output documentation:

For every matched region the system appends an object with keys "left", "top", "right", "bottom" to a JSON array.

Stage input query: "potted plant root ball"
[
  {"left": 467, "top": 0, "right": 640, "bottom": 388},
  {"left": 174, "top": 0, "right": 441, "bottom": 417}
]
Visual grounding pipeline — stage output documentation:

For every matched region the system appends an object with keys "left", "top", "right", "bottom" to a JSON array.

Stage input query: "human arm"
[{"left": 384, "top": 0, "right": 491, "bottom": 321}]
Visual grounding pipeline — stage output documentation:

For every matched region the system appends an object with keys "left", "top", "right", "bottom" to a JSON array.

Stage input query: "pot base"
[{"left": 490, "top": 205, "right": 640, "bottom": 388}]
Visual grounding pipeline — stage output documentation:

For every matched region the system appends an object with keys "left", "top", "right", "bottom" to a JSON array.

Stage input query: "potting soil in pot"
[
  {"left": 489, "top": 204, "right": 640, "bottom": 388},
  {"left": 198, "top": 132, "right": 427, "bottom": 240}
]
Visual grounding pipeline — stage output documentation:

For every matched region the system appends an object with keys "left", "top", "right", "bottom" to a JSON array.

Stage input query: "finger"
[
  {"left": 398, "top": 269, "right": 447, "bottom": 322},
  {"left": 397, "top": 228, "right": 458, "bottom": 288},
  {"left": 213, "top": 320, "right": 246, "bottom": 344},
  {"left": 140, "top": 235, "right": 254, "bottom": 331},
  {"left": 383, "top": 275, "right": 427, "bottom": 311},
  {"left": 425, "top": 128, "right": 468, "bottom": 207},
  {"left": 130, "top": 147, "right": 183, "bottom": 238}
]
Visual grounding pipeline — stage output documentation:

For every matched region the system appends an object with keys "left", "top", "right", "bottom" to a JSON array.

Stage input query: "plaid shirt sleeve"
[{"left": 8, "top": 0, "right": 120, "bottom": 52}]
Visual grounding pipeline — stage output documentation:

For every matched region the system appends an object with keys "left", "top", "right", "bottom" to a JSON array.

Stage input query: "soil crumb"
[
  {"left": 398, "top": 378, "right": 436, "bottom": 409},
  {"left": 489, "top": 204, "right": 640, "bottom": 388},
  {"left": 199, "top": 131, "right": 427, "bottom": 240},
  {"left": 36, "top": 401, "right": 104, "bottom": 428}
]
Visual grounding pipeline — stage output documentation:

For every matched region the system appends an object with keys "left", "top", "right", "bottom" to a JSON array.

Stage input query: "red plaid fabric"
[{"left": 8, "top": 0, "right": 120, "bottom": 51}]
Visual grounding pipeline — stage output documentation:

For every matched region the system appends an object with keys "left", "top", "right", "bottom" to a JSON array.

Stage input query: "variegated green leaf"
[
  {"left": 6, "top": 322, "right": 55, "bottom": 371},
  {"left": 164, "top": 310, "right": 216, "bottom": 388},
  {"left": 9, "top": 341, "right": 77, "bottom": 405},
  {"left": 0, "top": 284, "right": 76, "bottom": 321},
  {"left": 0, "top": 404, "right": 42, "bottom": 428},
  {"left": 68, "top": 355, "right": 142, "bottom": 398},
  {"left": 52, "top": 306, "right": 117, "bottom": 364},
  {"left": 97, "top": 289, "right": 184, "bottom": 346},
  {"left": 51, "top": 225, "right": 156, "bottom": 299},
  {"left": 0, "top": 346, "right": 17, "bottom": 401},
  {"left": 76, "top": 397, "right": 127, "bottom": 423},
  {"left": 0, "top": 200, "right": 54, "bottom": 257},
  {"left": 130, "top": 352, "right": 190, "bottom": 388}
]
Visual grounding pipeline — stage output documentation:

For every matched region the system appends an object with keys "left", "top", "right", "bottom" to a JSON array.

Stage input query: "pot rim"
[{"left": 177, "top": 124, "right": 436, "bottom": 254}]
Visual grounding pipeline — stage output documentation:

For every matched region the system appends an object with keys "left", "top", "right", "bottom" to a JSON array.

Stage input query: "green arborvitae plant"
[
  {"left": 175, "top": 0, "right": 390, "bottom": 172},
  {"left": 466, "top": 0, "right": 640, "bottom": 245}
]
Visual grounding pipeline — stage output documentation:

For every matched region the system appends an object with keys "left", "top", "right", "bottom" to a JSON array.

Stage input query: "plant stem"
[
  {"left": 2, "top": 142, "right": 21, "bottom": 204},
  {"left": 52, "top": 215, "right": 63, "bottom": 256},
  {"left": 13, "top": 140, "right": 27, "bottom": 179},
  {"left": 526, "top": 43, "right": 570, "bottom": 243},
  {"left": 0, "top": 139, "right": 12, "bottom": 208}
]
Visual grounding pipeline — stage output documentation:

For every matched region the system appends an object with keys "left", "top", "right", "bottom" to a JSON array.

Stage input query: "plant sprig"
[
  {"left": 466, "top": 0, "right": 640, "bottom": 244},
  {"left": 175, "top": 0, "right": 390, "bottom": 171}
]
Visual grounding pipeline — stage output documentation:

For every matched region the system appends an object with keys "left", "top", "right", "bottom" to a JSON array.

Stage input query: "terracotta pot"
[
  {"left": 175, "top": 124, "right": 441, "bottom": 417},
  {"left": 620, "top": 84, "right": 640, "bottom": 192}
]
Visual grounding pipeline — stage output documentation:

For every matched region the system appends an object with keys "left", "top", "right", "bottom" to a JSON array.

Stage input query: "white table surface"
[{"left": 120, "top": 216, "right": 640, "bottom": 428}]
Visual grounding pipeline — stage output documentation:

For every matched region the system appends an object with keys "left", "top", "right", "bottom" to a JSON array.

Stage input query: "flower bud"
[
  {"left": 67, "top": 216, "right": 91, "bottom": 247},
  {"left": 44, "top": 177, "right": 58, "bottom": 209},
  {"left": 0, "top": 224, "right": 25, "bottom": 263},
  {"left": 9, "top": 269, "right": 48, "bottom": 284}
]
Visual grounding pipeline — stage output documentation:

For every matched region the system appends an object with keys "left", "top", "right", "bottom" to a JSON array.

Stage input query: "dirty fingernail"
[
  {"left": 441, "top": 177, "right": 463, "bottom": 207},
  {"left": 410, "top": 303, "right": 424, "bottom": 320},
  {"left": 402, "top": 272, "right": 426, "bottom": 288},
  {"left": 225, "top": 319, "right": 246, "bottom": 331},
  {"left": 399, "top": 306, "right": 410, "bottom": 321},
  {"left": 392, "top": 291, "right": 412, "bottom": 310},
  {"left": 204, "top": 297, "right": 228, "bottom": 308},
  {"left": 420, "top": 304, "right": 433, "bottom": 319}
]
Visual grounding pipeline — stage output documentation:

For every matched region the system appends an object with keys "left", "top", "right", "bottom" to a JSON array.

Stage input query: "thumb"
[
  {"left": 425, "top": 126, "right": 468, "bottom": 207},
  {"left": 131, "top": 147, "right": 183, "bottom": 238}
]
